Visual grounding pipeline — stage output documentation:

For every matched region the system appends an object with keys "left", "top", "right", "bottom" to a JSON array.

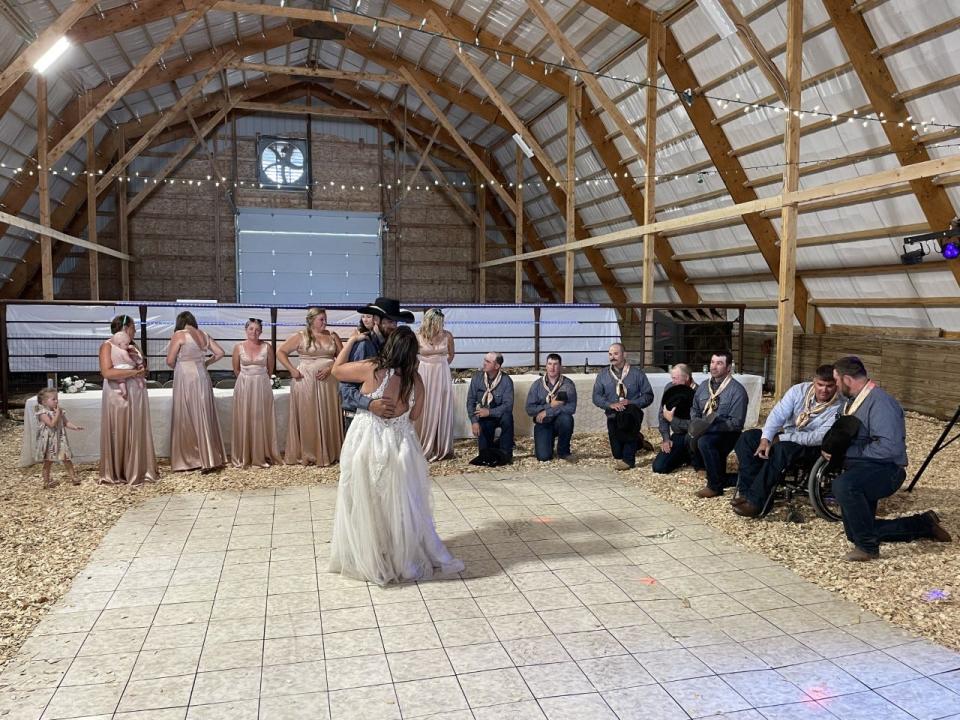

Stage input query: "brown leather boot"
[
  {"left": 695, "top": 486, "right": 721, "bottom": 498},
  {"left": 923, "top": 511, "right": 953, "bottom": 542}
]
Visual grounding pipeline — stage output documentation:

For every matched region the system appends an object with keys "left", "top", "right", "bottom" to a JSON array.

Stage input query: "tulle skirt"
[{"left": 328, "top": 412, "right": 464, "bottom": 586}]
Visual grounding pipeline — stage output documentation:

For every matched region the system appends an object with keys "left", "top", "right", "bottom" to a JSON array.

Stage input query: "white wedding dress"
[{"left": 329, "top": 369, "right": 465, "bottom": 586}]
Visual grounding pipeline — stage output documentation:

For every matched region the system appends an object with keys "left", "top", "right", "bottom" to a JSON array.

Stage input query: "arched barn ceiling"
[{"left": 0, "top": 0, "right": 957, "bottom": 328}]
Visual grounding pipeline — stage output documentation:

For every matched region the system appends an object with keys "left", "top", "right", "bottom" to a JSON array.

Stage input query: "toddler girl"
[
  {"left": 35, "top": 388, "right": 83, "bottom": 488},
  {"left": 108, "top": 331, "right": 144, "bottom": 398}
]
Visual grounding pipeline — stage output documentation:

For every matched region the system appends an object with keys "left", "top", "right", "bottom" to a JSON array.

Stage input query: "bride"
[{"left": 329, "top": 325, "right": 464, "bottom": 585}]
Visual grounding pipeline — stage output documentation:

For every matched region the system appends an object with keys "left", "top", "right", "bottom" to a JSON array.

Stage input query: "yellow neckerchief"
[
  {"left": 843, "top": 380, "right": 876, "bottom": 417},
  {"left": 542, "top": 373, "right": 566, "bottom": 401},
  {"left": 795, "top": 383, "right": 839, "bottom": 428},
  {"left": 705, "top": 373, "right": 733, "bottom": 415},
  {"left": 609, "top": 363, "right": 631, "bottom": 399},
  {"left": 481, "top": 371, "right": 502, "bottom": 407}
]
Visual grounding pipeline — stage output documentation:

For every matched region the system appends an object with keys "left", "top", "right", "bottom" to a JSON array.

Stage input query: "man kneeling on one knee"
[
  {"left": 731, "top": 364, "right": 841, "bottom": 518},
  {"left": 691, "top": 350, "right": 748, "bottom": 498},
  {"left": 827, "top": 356, "right": 950, "bottom": 561},
  {"left": 592, "top": 343, "right": 653, "bottom": 471},
  {"left": 525, "top": 353, "right": 577, "bottom": 462},
  {"left": 467, "top": 352, "right": 515, "bottom": 464}
]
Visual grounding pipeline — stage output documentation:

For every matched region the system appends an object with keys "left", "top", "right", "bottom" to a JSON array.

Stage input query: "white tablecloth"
[
  {"left": 20, "top": 373, "right": 763, "bottom": 466},
  {"left": 21, "top": 387, "right": 293, "bottom": 466}
]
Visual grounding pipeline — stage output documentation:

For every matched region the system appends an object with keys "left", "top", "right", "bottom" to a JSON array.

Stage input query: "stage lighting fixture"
[
  {"left": 900, "top": 247, "right": 925, "bottom": 265},
  {"left": 944, "top": 242, "right": 960, "bottom": 260}
]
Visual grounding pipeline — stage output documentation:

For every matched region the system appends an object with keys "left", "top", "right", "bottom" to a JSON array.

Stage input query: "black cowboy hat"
[
  {"left": 662, "top": 384, "right": 696, "bottom": 420},
  {"left": 355, "top": 297, "right": 415, "bottom": 323}
]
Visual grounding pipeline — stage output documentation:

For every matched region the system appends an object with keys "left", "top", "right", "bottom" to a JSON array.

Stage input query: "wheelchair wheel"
[{"left": 807, "top": 456, "right": 842, "bottom": 522}]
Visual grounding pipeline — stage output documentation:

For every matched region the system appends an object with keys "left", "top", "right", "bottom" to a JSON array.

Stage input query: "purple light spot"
[{"left": 922, "top": 589, "right": 950, "bottom": 602}]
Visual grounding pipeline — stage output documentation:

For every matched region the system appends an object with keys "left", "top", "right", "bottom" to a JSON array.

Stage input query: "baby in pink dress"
[{"left": 109, "top": 331, "right": 144, "bottom": 398}]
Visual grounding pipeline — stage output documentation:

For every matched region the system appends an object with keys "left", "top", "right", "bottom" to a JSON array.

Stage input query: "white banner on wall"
[{"left": 6, "top": 304, "right": 620, "bottom": 375}]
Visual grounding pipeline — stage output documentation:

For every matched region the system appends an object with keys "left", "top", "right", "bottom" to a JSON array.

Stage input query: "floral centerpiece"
[
  {"left": 58, "top": 376, "right": 87, "bottom": 394},
  {"left": 271, "top": 374, "right": 282, "bottom": 390}
]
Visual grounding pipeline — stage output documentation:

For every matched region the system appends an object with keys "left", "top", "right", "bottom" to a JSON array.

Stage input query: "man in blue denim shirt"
[
  {"left": 731, "top": 364, "right": 841, "bottom": 517},
  {"left": 525, "top": 353, "right": 577, "bottom": 462},
  {"left": 466, "top": 352, "right": 514, "bottom": 462},
  {"left": 690, "top": 350, "right": 748, "bottom": 498},
  {"left": 592, "top": 343, "right": 653, "bottom": 470},
  {"left": 829, "top": 356, "right": 950, "bottom": 561}
]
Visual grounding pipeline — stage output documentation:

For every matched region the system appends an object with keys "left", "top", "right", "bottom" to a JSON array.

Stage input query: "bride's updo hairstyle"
[{"left": 376, "top": 326, "right": 418, "bottom": 403}]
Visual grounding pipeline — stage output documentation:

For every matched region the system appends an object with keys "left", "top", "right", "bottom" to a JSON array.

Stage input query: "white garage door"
[{"left": 236, "top": 207, "right": 382, "bottom": 304}]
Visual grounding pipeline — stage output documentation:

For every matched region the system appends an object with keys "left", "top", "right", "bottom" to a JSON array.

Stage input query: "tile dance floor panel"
[{"left": 2, "top": 468, "right": 959, "bottom": 720}]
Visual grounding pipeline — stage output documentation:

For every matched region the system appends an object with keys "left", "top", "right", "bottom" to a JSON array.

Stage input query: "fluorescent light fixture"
[
  {"left": 33, "top": 36, "right": 71, "bottom": 73},
  {"left": 697, "top": 0, "right": 737, "bottom": 39},
  {"left": 512, "top": 133, "right": 534, "bottom": 159}
]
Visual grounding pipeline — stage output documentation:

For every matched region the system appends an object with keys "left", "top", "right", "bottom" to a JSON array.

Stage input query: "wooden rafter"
[
  {"left": 401, "top": 67, "right": 517, "bottom": 215},
  {"left": 0, "top": 0, "right": 99, "bottom": 98},
  {"left": 715, "top": 0, "right": 788, "bottom": 102},
  {"left": 427, "top": 11, "right": 565, "bottom": 187},
  {"left": 96, "top": 54, "right": 234, "bottom": 195},
  {"left": 232, "top": 101, "right": 386, "bottom": 120},
  {"left": 580, "top": 0, "right": 823, "bottom": 332},
  {"left": 524, "top": 0, "right": 647, "bottom": 162},
  {"left": 231, "top": 62, "right": 402, "bottom": 84},
  {"left": 820, "top": 0, "right": 960, "bottom": 287},
  {"left": 49, "top": 3, "right": 215, "bottom": 167},
  {"left": 479, "top": 154, "right": 960, "bottom": 266}
]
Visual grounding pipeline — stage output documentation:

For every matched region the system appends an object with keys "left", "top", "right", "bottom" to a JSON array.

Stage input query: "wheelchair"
[{"left": 754, "top": 454, "right": 843, "bottom": 522}]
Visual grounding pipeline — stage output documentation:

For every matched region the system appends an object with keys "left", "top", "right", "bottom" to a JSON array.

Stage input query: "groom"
[{"left": 339, "top": 296, "right": 415, "bottom": 431}]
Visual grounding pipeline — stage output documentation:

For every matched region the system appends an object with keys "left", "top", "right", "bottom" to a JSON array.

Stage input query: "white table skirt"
[{"left": 20, "top": 373, "right": 763, "bottom": 466}]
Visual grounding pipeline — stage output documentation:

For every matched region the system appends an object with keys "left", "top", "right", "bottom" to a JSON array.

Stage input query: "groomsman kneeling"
[
  {"left": 731, "top": 364, "right": 841, "bottom": 517},
  {"left": 690, "top": 350, "right": 748, "bottom": 498},
  {"left": 592, "top": 343, "right": 653, "bottom": 471},
  {"left": 525, "top": 354, "right": 577, "bottom": 462},
  {"left": 826, "top": 356, "right": 951, "bottom": 561},
  {"left": 466, "top": 352, "right": 514, "bottom": 466}
]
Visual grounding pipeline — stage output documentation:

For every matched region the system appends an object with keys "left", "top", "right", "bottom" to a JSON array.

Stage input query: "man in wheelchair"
[
  {"left": 731, "top": 364, "right": 841, "bottom": 518},
  {"left": 827, "top": 356, "right": 951, "bottom": 561}
]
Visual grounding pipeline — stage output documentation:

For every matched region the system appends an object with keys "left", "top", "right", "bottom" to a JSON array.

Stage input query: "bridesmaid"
[
  {"left": 277, "top": 307, "right": 344, "bottom": 466},
  {"left": 415, "top": 308, "right": 456, "bottom": 461},
  {"left": 98, "top": 314, "right": 158, "bottom": 485},
  {"left": 231, "top": 318, "right": 282, "bottom": 468},
  {"left": 166, "top": 311, "right": 227, "bottom": 472}
]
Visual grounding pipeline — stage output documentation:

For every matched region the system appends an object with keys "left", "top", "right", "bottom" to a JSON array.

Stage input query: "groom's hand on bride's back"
[{"left": 369, "top": 398, "right": 398, "bottom": 418}]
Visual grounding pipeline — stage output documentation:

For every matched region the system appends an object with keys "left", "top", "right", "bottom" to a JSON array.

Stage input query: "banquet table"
[{"left": 20, "top": 373, "right": 763, "bottom": 466}]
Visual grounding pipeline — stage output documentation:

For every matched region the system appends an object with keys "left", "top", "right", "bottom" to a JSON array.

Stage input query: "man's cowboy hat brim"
[{"left": 355, "top": 297, "right": 415, "bottom": 323}]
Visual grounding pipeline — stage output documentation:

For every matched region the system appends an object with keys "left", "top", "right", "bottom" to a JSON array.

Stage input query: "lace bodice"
[{"left": 360, "top": 369, "right": 415, "bottom": 428}]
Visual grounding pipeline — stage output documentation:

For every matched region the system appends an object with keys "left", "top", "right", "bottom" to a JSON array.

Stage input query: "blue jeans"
[
  {"left": 477, "top": 413, "right": 514, "bottom": 459},
  {"left": 735, "top": 429, "right": 820, "bottom": 507},
  {"left": 652, "top": 433, "right": 690, "bottom": 474},
  {"left": 692, "top": 430, "right": 741, "bottom": 493},
  {"left": 533, "top": 413, "right": 574, "bottom": 461},
  {"left": 833, "top": 461, "right": 929, "bottom": 554},
  {"left": 606, "top": 417, "right": 638, "bottom": 468}
]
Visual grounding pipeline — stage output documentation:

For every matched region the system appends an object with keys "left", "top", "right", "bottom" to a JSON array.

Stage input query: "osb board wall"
[
  {"left": 742, "top": 329, "right": 960, "bottom": 420},
  {"left": 58, "top": 132, "right": 514, "bottom": 304}
]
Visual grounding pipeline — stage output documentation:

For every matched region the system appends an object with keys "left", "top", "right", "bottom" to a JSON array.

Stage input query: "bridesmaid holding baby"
[{"left": 98, "top": 314, "right": 158, "bottom": 485}]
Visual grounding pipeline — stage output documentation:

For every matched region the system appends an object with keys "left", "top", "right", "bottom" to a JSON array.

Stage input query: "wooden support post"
[
  {"left": 643, "top": 22, "right": 660, "bottom": 363},
  {"left": 85, "top": 94, "right": 99, "bottom": 300},
  {"left": 515, "top": 145, "right": 524, "bottom": 303},
  {"left": 37, "top": 73, "right": 53, "bottom": 301},
  {"left": 477, "top": 171, "right": 486, "bottom": 302},
  {"left": 775, "top": 0, "right": 804, "bottom": 399},
  {"left": 564, "top": 79, "right": 576, "bottom": 304},
  {"left": 117, "top": 130, "right": 130, "bottom": 300}
]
